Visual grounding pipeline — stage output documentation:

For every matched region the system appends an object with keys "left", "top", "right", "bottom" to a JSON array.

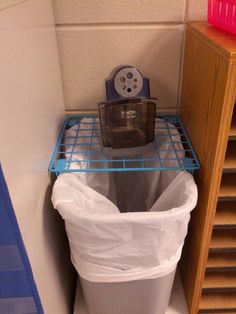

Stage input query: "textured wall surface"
[
  {"left": 53, "top": 0, "right": 207, "bottom": 111},
  {"left": 0, "top": 1, "right": 74, "bottom": 313},
  {"left": 53, "top": 0, "right": 186, "bottom": 24},
  {"left": 187, "top": 0, "right": 208, "bottom": 21},
  {"left": 0, "top": 0, "right": 29, "bottom": 10}
]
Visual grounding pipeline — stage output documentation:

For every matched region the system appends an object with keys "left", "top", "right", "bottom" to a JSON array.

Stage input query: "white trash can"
[{"left": 52, "top": 168, "right": 197, "bottom": 314}]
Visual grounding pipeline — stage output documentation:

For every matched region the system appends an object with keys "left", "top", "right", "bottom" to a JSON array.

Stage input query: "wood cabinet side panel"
[{"left": 179, "top": 26, "right": 236, "bottom": 314}]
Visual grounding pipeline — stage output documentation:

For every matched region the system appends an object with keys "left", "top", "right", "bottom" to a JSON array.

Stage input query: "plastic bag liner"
[{"left": 51, "top": 119, "right": 198, "bottom": 283}]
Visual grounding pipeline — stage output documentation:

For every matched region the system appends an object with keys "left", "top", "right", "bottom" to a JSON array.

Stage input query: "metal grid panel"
[{"left": 49, "top": 114, "right": 200, "bottom": 174}]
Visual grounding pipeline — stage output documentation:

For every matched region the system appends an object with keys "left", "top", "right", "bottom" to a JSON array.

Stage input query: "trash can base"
[{"left": 80, "top": 268, "right": 176, "bottom": 314}]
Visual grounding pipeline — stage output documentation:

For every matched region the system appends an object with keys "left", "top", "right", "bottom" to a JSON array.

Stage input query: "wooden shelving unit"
[
  {"left": 214, "top": 202, "right": 236, "bottom": 227},
  {"left": 203, "top": 106, "right": 236, "bottom": 311},
  {"left": 209, "top": 229, "right": 236, "bottom": 251},
  {"left": 224, "top": 141, "right": 236, "bottom": 171},
  {"left": 203, "top": 105, "right": 236, "bottom": 312},
  {"left": 199, "top": 292, "right": 236, "bottom": 312},
  {"left": 203, "top": 271, "right": 236, "bottom": 290},
  {"left": 229, "top": 107, "right": 236, "bottom": 139},
  {"left": 179, "top": 22, "right": 236, "bottom": 314},
  {"left": 206, "top": 252, "right": 236, "bottom": 270},
  {"left": 219, "top": 173, "right": 236, "bottom": 199}
]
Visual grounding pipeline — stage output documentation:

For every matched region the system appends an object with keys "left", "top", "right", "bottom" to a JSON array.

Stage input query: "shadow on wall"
[{"left": 43, "top": 177, "right": 77, "bottom": 313}]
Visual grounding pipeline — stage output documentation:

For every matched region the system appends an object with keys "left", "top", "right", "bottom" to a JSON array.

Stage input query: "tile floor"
[{"left": 74, "top": 270, "right": 189, "bottom": 314}]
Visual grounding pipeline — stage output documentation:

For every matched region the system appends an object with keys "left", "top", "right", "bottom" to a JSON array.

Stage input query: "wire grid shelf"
[{"left": 49, "top": 114, "right": 200, "bottom": 174}]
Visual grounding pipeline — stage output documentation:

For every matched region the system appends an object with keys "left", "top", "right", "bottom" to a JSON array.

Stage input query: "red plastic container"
[{"left": 208, "top": 0, "right": 236, "bottom": 35}]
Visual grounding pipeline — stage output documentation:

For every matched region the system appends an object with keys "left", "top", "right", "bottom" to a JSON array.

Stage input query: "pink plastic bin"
[{"left": 208, "top": 0, "right": 236, "bottom": 35}]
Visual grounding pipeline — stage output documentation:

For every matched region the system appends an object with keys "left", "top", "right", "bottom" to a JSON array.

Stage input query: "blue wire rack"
[{"left": 49, "top": 114, "right": 200, "bottom": 174}]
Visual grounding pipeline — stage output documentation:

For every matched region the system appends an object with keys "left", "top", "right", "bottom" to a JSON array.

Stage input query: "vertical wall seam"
[
  {"left": 177, "top": 0, "right": 189, "bottom": 111},
  {"left": 184, "top": 0, "right": 190, "bottom": 23}
]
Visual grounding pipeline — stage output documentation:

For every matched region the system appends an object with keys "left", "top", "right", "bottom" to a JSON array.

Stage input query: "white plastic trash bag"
[
  {"left": 61, "top": 117, "right": 186, "bottom": 203},
  {"left": 52, "top": 170, "right": 197, "bottom": 283},
  {"left": 52, "top": 117, "right": 198, "bottom": 283}
]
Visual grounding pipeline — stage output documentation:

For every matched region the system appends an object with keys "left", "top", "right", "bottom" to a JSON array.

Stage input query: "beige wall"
[
  {"left": 53, "top": 0, "right": 207, "bottom": 111},
  {"left": 0, "top": 1, "right": 74, "bottom": 313}
]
